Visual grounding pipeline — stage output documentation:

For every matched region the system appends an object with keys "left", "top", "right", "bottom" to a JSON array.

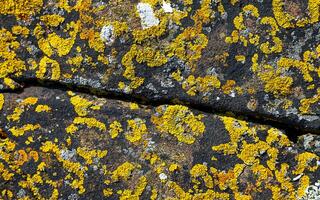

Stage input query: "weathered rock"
[
  {"left": 0, "top": 87, "right": 319, "bottom": 199},
  {"left": 1, "top": 1, "right": 320, "bottom": 199},
  {"left": 0, "top": 0, "right": 319, "bottom": 133}
]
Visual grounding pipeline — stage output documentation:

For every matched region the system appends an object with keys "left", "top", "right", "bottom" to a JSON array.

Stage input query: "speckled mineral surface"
[{"left": 0, "top": 0, "right": 319, "bottom": 199}]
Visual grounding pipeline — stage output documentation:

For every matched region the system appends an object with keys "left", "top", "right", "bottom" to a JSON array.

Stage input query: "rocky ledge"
[{"left": 0, "top": 0, "right": 319, "bottom": 199}]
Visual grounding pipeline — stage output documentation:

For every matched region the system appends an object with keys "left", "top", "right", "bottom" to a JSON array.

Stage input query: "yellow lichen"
[
  {"left": 77, "top": 147, "right": 107, "bottom": 165},
  {"left": 294, "top": 152, "right": 318, "bottom": 175},
  {"left": 35, "top": 105, "right": 52, "bottom": 112},
  {"left": 0, "top": 29, "right": 26, "bottom": 88},
  {"left": 69, "top": 95, "right": 98, "bottom": 116},
  {"left": 151, "top": 105, "right": 205, "bottom": 144},
  {"left": 299, "top": 89, "right": 320, "bottom": 114},
  {"left": 7, "top": 97, "right": 38, "bottom": 122},
  {"left": 12, "top": 26, "right": 30, "bottom": 36},
  {"left": 125, "top": 118, "right": 148, "bottom": 143},
  {"left": 40, "top": 14, "right": 65, "bottom": 27},
  {"left": 111, "top": 162, "right": 135, "bottom": 181},
  {"left": 9, "top": 124, "right": 41, "bottom": 137},
  {"left": 66, "top": 117, "right": 106, "bottom": 134},
  {"left": 37, "top": 56, "right": 61, "bottom": 80},
  {"left": 0, "top": 94, "right": 4, "bottom": 111},
  {"left": 0, "top": 0, "right": 43, "bottom": 19},
  {"left": 182, "top": 75, "right": 221, "bottom": 96},
  {"left": 109, "top": 120, "right": 123, "bottom": 139}
]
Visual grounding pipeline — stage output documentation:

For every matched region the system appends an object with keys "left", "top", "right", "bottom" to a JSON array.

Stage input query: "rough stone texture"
[
  {"left": 0, "top": 0, "right": 319, "bottom": 133},
  {"left": 0, "top": 87, "right": 319, "bottom": 199},
  {"left": 0, "top": 0, "right": 319, "bottom": 199}
]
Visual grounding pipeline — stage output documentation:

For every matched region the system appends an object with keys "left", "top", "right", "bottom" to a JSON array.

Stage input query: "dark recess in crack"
[{"left": 3, "top": 78, "right": 317, "bottom": 143}]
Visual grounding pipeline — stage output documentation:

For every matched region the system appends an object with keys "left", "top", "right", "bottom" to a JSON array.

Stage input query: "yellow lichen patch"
[
  {"left": 237, "top": 141, "right": 269, "bottom": 165},
  {"left": 80, "top": 28, "right": 105, "bottom": 53},
  {"left": 132, "top": 18, "right": 168, "bottom": 43},
  {"left": 77, "top": 147, "right": 108, "bottom": 165},
  {"left": 37, "top": 56, "right": 61, "bottom": 80},
  {"left": 168, "top": 181, "right": 230, "bottom": 199},
  {"left": 171, "top": 69, "right": 183, "bottom": 82},
  {"left": 129, "top": 103, "right": 139, "bottom": 110},
  {"left": 273, "top": 163, "right": 295, "bottom": 198},
  {"left": 169, "top": 27, "right": 208, "bottom": 67},
  {"left": 169, "top": 163, "right": 179, "bottom": 172},
  {"left": 111, "top": 162, "right": 136, "bottom": 181},
  {"left": 103, "top": 188, "right": 113, "bottom": 197},
  {"left": 15, "top": 149, "right": 29, "bottom": 166},
  {"left": 182, "top": 75, "right": 221, "bottom": 96},
  {"left": 0, "top": 164, "right": 14, "bottom": 181},
  {"left": 116, "top": 0, "right": 213, "bottom": 91},
  {"left": 1, "top": 189, "right": 13, "bottom": 198},
  {"left": 151, "top": 105, "right": 205, "bottom": 144},
  {"left": 7, "top": 97, "right": 38, "bottom": 122},
  {"left": 299, "top": 88, "right": 320, "bottom": 114},
  {"left": 40, "top": 141, "right": 88, "bottom": 194},
  {"left": 272, "top": 0, "right": 319, "bottom": 28},
  {"left": 0, "top": 29, "right": 26, "bottom": 88},
  {"left": 221, "top": 80, "right": 236, "bottom": 95},
  {"left": 266, "top": 128, "right": 291, "bottom": 147},
  {"left": 297, "top": 175, "right": 310, "bottom": 198},
  {"left": 211, "top": 114, "right": 318, "bottom": 198},
  {"left": 135, "top": 46, "right": 168, "bottom": 67},
  {"left": 120, "top": 44, "right": 145, "bottom": 91},
  {"left": 118, "top": 176, "right": 147, "bottom": 200},
  {"left": 34, "top": 21, "right": 79, "bottom": 57},
  {"left": 40, "top": 14, "right": 65, "bottom": 27},
  {"left": 35, "top": 105, "right": 52, "bottom": 113},
  {"left": 66, "top": 124, "right": 78, "bottom": 134},
  {"left": 235, "top": 55, "right": 245, "bottom": 62},
  {"left": 0, "top": 0, "right": 43, "bottom": 19},
  {"left": 0, "top": 94, "right": 4, "bottom": 111},
  {"left": 66, "top": 117, "right": 106, "bottom": 134},
  {"left": 277, "top": 57, "right": 316, "bottom": 83},
  {"left": 294, "top": 152, "right": 318, "bottom": 175},
  {"left": 125, "top": 118, "right": 148, "bottom": 143},
  {"left": 12, "top": 26, "right": 30, "bottom": 36},
  {"left": 69, "top": 94, "right": 99, "bottom": 116},
  {"left": 212, "top": 116, "right": 250, "bottom": 154},
  {"left": 109, "top": 120, "right": 123, "bottom": 139},
  {"left": 67, "top": 55, "right": 84, "bottom": 68},
  {"left": 9, "top": 124, "right": 41, "bottom": 137},
  {"left": 190, "top": 164, "right": 214, "bottom": 189},
  {"left": 256, "top": 64, "right": 293, "bottom": 96}
]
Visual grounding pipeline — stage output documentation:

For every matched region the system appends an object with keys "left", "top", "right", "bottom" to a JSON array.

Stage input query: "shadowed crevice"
[{"left": 4, "top": 77, "right": 317, "bottom": 143}]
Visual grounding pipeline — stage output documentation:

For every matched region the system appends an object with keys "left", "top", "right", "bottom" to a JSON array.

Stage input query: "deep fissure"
[{"left": 4, "top": 77, "right": 316, "bottom": 143}]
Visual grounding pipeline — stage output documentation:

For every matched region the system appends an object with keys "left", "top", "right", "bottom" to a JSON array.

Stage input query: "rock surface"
[
  {"left": 0, "top": 87, "right": 319, "bottom": 199},
  {"left": 0, "top": 0, "right": 319, "bottom": 199},
  {"left": 0, "top": 0, "right": 319, "bottom": 132}
]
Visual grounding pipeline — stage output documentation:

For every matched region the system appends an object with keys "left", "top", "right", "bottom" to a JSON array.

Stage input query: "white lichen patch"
[
  {"left": 159, "top": 173, "right": 167, "bottom": 180},
  {"left": 136, "top": 3, "right": 160, "bottom": 29},
  {"left": 162, "top": 1, "right": 173, "bottom": 13},
  {"left": 100, "top": 25, "right": 115, "bottom": 44}
]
